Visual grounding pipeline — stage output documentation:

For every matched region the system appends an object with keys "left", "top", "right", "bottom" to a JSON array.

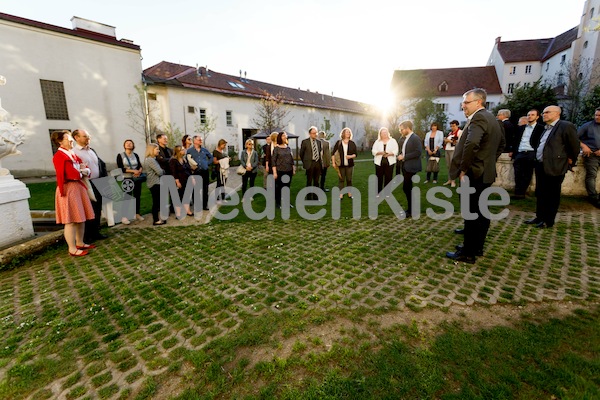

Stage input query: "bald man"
[{"left": 524, "top": 105, "right": 579, "bottom": 228}]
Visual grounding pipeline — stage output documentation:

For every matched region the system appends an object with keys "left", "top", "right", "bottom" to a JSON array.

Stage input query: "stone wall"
[{"left": 494, "top": 154, "right": 598, "bottom": 196}]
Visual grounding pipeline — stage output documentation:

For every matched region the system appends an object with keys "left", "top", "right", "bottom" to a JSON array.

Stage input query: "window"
[
  {"left": 509, "top": 66, "right": 516, "bottom": 75},
  {"left": 557, "top": 73, "right": 565, "bottom": 85},
  {"left": 227, "top": 81, "right": 245, "bottom": 89},
  {"left": 438, "top": 81, "right": 448, "bottom": 92},
  {"left": 147, "top": 93, "right": 157, "bottom": 100},
  {"left": 342, "top": 121, "right": 347, "bottom": 129},
  {"left": 507, "top": 83, "right": 515, "bottom": 94},
  {"left": 226, "top": 110, "right": 233, "bottom": 126},
  {"left": 546, "top": 62, "right": 550, "bottom": 72},
  {"left": 199, "top": 108, "right": 206, "bottom": 124},
  {"left": 458, "top": 103, "right": 463, "bottom": 112},
  {"left": 434, "top": 103, "right": 448, "bottom": 112},
  {"left": 485, "top": 102, "right": 495, "bottom": 110},
  {"left": 584, "top": 41, "right": 589, "bottom": 49},
  {"left": 187, "top": 106, "right": 195, "bottom": 113},
  {"left": 523, "top": 82, "right": 531, "bottom": 89},
  {"left": 591, "top": 7, "right": 595, "bottom": 18},
  {"left": 561, "top": 54, "right": 566, "bottom": 65},
  {"left": 39, "top": 80, "right": 69, "bottom": 120},
  {"left": 525, "top": 65, "right": 532, "bottom": 74}
]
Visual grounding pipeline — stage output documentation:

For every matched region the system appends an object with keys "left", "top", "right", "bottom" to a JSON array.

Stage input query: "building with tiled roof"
[
  {"left": 143, "top": 61, "right": 379, "bottom": 151},
  {"left": 0, "top": 12, "right": 142, "bottom": 177},
  {"left": 390, "top": 66, "right": 503, "bottom": 126},
  {"left": 488, "top": 26, "right": 578, "bottom": 97}
]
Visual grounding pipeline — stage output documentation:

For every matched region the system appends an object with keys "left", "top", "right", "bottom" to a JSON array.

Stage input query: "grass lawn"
[{"left": 8, "top": 158, "right": 599, "bottom": 399}]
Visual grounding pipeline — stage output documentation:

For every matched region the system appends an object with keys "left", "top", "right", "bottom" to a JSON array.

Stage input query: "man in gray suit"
[
  {"left": 299, "top": 126, "right": 322, "bottom": 199},
  {"left": 447, "top": 88, "right": 505, "bottom": 263},
  {"left": 524, "top": 105, "right": 580, "bottom": 228},
  {"left": 397, "top": 120, "right": 422, "bottom": 218},
  {"left": 318, "top": 131, "right": 331, "bottom": 192}
]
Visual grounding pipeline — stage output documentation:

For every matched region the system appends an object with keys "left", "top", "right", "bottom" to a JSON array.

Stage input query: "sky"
[{"left": 1, "top": 0, "right": 584, "bottom": 109}]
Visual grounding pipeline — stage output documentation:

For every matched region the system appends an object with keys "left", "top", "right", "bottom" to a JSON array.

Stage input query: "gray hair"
[
  {"left": 497, "top": 109, "right": 511, "bottom": 118},
  {"left": 464, "top": 88, "right": 487, "bottom": 104}
]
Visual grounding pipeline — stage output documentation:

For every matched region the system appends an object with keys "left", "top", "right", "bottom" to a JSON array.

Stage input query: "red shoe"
[
  {"left": 69, "top": 249, "right": 88, "bottom": 257},
  {"left": 76, "top": 244, "right": 96, "bottom": 250}
]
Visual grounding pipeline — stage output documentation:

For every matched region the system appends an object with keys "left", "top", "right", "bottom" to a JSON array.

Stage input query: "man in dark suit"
[
  {"left": 396, "top": 120, "right": 422, "bottom": 218},
  {"left": 525, "top": 105, "right": 580, "bottom": 228},
  {"left": 497, "top": 109, "right": 515, "bottom": 153},
  {"left": 318, "top": 131, "right": 331, "bottom": 192},
  {"left": 446, "top": 88, "right": 505, "bottom": 263},
  {"left": 509, "top": 109, "right": 545, "bottom": 199},
  {"left": 299, "top": 126, "right": 322, "bottom": 199}
]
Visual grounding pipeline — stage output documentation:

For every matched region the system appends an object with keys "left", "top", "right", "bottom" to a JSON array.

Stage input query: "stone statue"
[{"left": 0, "top": 75, "right": 25, "bottom": 176}]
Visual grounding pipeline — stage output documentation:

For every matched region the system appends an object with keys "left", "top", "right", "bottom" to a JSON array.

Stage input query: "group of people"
[{"left": 51, "top": 88, "right": 596, "bottom": 261}]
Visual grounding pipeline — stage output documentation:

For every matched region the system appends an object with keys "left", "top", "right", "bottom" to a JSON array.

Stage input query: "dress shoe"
[
  {"left": 454, "top": 228, "right": 464, "bottom": 234},
  {"left": 524, "top": 217, "right": 541, "bottom": 225},
  {"left": 535, "top": 221, "right": 553, "bottom": 229},
  {"left": 455, "top": 244, "right": 483, "bottom": 257},
  {"left": 446, "top": 250, "right": 476, "bottom": 264}
]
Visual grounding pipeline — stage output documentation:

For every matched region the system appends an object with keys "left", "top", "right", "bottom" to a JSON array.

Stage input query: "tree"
[
  {"left": 320, "top": 117, "right": 335, "bottom": 140},
  {"left": 160, "top": 122, "right": 184, "bottom": 149},
  {"left": 251, "top": 92, "right": 291, "bottom": 134},
  {"left": 577, "top": 84, "right": 600, "bottom": 126},
  {"left": 412, "top": 98, "right": 448, "bottom": 138},
  {"left": 126, "top": 84, "right": 159, "bottom": 144},
  {"left": 553, "top": 57, "right": 600, "bottom": 124},
  {"left": 193, "top": 110, "right": 218, "bottom": 144},
  {"left": 493, "top": 80, "right": 557, "bottom": 124}
]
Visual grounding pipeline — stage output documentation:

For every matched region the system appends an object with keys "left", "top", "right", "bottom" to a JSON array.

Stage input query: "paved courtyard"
[{"left": 0, "top": 201, "right": 598, "bottom": 398}]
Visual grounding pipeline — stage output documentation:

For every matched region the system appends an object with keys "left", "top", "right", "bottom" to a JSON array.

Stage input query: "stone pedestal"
[
  {"left": 0, "top": 174, "right": 34, "bottom": 249},
  {"left": 494, "top": 153, "right": 597, "bottom": 196}
]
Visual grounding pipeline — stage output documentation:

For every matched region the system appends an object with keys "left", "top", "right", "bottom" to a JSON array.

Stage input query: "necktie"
[{"left": 311, "top": 139, "right": 319, "bottom": 161}]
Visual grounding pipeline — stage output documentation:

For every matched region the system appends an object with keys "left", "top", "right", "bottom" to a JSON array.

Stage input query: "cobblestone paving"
[{"left": 0, "top": 210, "right": 598, "bottom": 399}]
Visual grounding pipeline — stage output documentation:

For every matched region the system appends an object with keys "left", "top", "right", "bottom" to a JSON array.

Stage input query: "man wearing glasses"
[
  {"left": 447, "top": 88, "right": 505, "bottom": 264},
  {"left": 524, "top": 106, "right": 579, "bottom": 228}
]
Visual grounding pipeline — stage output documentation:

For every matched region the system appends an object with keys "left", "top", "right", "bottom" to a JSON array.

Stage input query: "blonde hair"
[
  {"left": 145, "top": 143, "right": 158, "bottom": 158},
  {"left": 245, "top": 139, "right": 254, "bottom": 147},
  {"left": 340, "top": 127, "right": 353, "bottom": 140},
  {"left": 270, "top": 132, "right": 279, "bottom": 143},
  {"left": 173, "top": 145, "right": 184, "bottom": 160},
  {"left": 378, "top": 127, "right": 390, "bottom": 140}
]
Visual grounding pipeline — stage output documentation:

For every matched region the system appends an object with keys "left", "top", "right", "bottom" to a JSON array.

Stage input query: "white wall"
[{"left": 0, "top": 19, "right": 142, "bottom": 177}]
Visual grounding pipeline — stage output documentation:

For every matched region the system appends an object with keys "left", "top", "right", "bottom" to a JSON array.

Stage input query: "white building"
[
  {"left": 487, "top": 28, "right": 577, "bottom": 95},
  {"left": 143, "top": 62, "right": 378, "bottom": 153},
  {"left": 0, "top": 12, "right": 143, "bottom": 177},
  {"left": 390, "top": 66, "right": 503, "bottom": 129}
]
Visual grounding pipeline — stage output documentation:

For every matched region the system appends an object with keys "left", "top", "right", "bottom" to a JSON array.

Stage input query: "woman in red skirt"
[{"left": 51, "top": 130, "right": 96, "bottom": 256}]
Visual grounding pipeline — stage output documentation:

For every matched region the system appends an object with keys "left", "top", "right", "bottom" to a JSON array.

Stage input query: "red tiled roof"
[
  {"left": 143, "top": 61, "right": 371, "bottom": 114},
  {"left": 0, "top": 12, "right": 140, "bottom": 50},
  {"left": 497, "top": 26, "right": 577, "bottom": 63},
  {"left": 542, "top": 27, "right": 578, "bottom": 61},
  {"left": 391, "top": 66, "right": 502, "bottom": 98}
]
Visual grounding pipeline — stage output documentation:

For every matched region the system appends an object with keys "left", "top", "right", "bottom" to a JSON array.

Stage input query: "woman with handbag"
[
  {"left": 51, "top": 130, "right": 95, "bottom": 257},
  {"left": 239, "top": 138, "right": 259, "bottom": 200},
  {"left": 144, "top": 143, "right": 166, "bottom": 225},
  {"left": 169, "top": 145, "right": 193, "bottom": 217},
  {"left": 372, "top": 127, "right": 398, "bottom": 196},
  {"left": 116, "top": 139, "right": 145, "bottom": 224},
  {"left": 423, "top": 123, "right": 444, "bottom": 183},
  {"left": 213, "top": 139, "right": 230, "bottom": 201},
  {"left": 331, "top": 127, "right": 357, "bottom": 199}
]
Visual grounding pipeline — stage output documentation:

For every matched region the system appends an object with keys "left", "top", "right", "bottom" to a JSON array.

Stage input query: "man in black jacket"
[
  {"left": 509, "top": 109, "right": 545, "bottom": 199},
  {"left": 447, "top": 88, "right": 505, "bottom": 264},
  {"left": 396, "top": 120, "right": 422, "bottom": 218},
  {"left": 497, "top": 109, "right": 515, "bottom": 153},
  {"left": 524, "top": 105, "right": 580, "bottom": 228}
]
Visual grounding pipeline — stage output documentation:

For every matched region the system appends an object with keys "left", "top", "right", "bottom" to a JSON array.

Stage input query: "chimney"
[
  {"left": 495, "top": 36, "right": 501, "bottom": 45},
  {"left": 244, "top": 71, "right": 247, "bottom": 80},
  {"left": 71, "top": 16, "right": 116, "bottom": 38},
  {"left": 240, "top": 69, "right": 242, "bottom": 78}
]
